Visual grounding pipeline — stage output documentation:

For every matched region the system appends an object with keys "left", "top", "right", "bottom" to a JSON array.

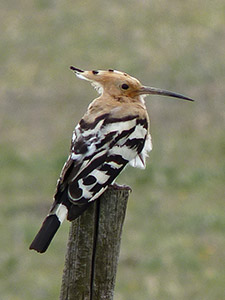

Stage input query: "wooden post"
[{"left": 60, "top": 185, "right": 130, "bottom": 300}]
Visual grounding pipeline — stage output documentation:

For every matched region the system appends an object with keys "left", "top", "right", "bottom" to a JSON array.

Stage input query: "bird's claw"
[{"left": 109, "top": 183, "right": 132, "bottom": 192}]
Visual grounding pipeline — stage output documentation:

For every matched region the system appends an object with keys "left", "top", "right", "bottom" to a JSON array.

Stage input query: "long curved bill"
[{"left": 139, "top": 86, "right": 194, "bottom": 102}]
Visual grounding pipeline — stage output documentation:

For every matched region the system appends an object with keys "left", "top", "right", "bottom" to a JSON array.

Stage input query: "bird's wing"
[{"left": 55, "top": 113, "right": 149, "bottom": 205}]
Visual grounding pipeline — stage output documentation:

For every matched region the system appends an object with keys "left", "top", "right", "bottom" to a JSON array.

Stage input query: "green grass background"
[{"left": 1, "top": 0, "right": 225, "bottom": 299}]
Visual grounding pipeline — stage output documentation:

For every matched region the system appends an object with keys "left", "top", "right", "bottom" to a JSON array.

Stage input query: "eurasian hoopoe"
[{"left": 30, "top": 67, "right": 194, "bottom": 253}]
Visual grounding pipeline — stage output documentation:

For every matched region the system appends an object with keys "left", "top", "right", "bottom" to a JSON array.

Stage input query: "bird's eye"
[{"left": 121, "top": 83, "right": 129, "bottom": 90}]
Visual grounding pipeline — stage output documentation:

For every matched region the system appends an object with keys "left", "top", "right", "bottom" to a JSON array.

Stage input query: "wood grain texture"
[{"left": 60, "top": 185, "right": 130, "bottom": 300}]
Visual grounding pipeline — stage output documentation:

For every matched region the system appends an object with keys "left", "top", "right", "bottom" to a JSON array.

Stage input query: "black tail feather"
[{"left": 29, "top": 215, "right": 60, "bottom": 253}]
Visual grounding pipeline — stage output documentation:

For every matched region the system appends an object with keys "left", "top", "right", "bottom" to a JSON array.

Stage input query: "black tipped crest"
[{"left": 70, "top": 66, "right": 84, "bottom": 73}]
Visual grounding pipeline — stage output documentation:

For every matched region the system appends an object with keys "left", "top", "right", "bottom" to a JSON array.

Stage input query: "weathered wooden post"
[{"left": 60, "top": 185, "right": 130, "bottom": 300}]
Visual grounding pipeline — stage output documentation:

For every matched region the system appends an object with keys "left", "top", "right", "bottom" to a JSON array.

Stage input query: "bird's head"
[{"left": 70, "top": 66, "right": 194, "bottom": 102}]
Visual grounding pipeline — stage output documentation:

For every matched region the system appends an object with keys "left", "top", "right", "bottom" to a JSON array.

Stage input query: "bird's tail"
[
  {"left": 29, "top": 203, "right": 68, "bottom": 253},
  {"left": 29, "top": 195, "right": 92, "bottom": 253}
]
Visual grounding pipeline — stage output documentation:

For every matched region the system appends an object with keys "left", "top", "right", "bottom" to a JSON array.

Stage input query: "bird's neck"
[{"left": 99, "top": 92, "right": 146, "bottom": 107}]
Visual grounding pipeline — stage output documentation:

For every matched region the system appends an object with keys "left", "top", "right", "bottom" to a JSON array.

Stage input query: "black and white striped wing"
[{"left": 56, "top": 114, "right": 150, "bottom": 206}]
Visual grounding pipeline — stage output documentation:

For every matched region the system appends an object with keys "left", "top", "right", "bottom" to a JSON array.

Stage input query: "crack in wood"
[{"left": 90, "top": 199, "right": 100, "bottom": 300}]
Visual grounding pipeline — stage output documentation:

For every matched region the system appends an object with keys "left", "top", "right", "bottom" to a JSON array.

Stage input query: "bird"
[{"left": 29, "top": 67, "right": 194, "bottom": 253}]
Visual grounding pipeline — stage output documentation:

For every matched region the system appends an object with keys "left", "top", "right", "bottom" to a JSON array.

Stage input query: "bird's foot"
[{"left": 109, "top": 182, "right": 132, "bottom": 192}]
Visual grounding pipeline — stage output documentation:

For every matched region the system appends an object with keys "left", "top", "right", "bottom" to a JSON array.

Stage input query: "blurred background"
[{"left": 1, "top": 0, "right": 225, "bottom": 299}]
